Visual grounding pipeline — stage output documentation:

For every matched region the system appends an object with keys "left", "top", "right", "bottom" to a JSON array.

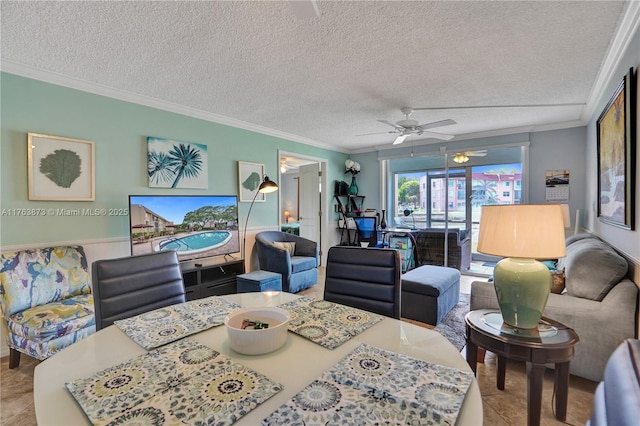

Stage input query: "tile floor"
[{"left": 1, "top": 266, "right": 597, "bottom": 426}]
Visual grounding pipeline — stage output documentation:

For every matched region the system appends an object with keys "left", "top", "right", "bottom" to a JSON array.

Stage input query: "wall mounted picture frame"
[
  {"left": 238, "top": 161, "right": 265, "bottom": 202},
  {"left": 28, "top": 133, "right": 95, "bottom": 201},
  {"left": 147, "top": 136, "right": 208, "bottom": 189},
  {"left": 596, "top": 67, "right": 636, "bottom": 230}
]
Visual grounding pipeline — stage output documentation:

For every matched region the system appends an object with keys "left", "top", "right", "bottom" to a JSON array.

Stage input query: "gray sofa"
[
  {"left": 470, "top": 233, "right": 638, "bottom": 382},
  {"left": 254, "top": 231, "right": 319, "bottom": 293}
]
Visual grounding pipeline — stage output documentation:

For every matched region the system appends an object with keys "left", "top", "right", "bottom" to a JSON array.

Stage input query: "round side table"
[{"left": 465, "top": 309, "right": 579, "bottom": 426}]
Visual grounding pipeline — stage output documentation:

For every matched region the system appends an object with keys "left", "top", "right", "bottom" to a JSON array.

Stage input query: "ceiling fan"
[
  {"left": 363, "top": 108, "right": 457, "bottom": 145},
  {"left": 452, "top": 150, "right": 487, "bottom": 163},
  {"left": 280, "top": 158, "right": 295, "bottom": 173}
]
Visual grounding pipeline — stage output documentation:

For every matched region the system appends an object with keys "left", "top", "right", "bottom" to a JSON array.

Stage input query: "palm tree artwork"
[
  {"left": 167, "top": 143, "right": 203, "bottom": 188},
  {"left": 147, "top": 137, "right": 208, "bottom": 189},
  {"left": 148, "top": 151, "right": 173, "bottom": 186}
]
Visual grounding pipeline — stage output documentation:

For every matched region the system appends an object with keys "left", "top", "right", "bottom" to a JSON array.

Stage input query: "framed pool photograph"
[
  {"left": 596, "top": 68, "right": 636, "bottom": 230},
  {"left": 27, "top": 133, "right": 95, "bottom": 201}
]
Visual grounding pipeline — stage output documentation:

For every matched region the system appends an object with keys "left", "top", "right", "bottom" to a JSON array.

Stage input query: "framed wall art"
[
  {"left": 147, "top": 136, "right": 208, "bottom": 189},
  {"left": 238, "top": 161, "right": 265, "bottom": 202},
  {"left": 596, "top": 67, "right": 636, "bottom": 230},
  {"left": 27, "top": 133, "right": 95, "bottom": 201}
]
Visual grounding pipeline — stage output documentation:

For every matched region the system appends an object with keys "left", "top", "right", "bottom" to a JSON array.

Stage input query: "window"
[
  {"left": 503, "top": 191, "right": 510, "bottom": 197},
  {"left": 394, "top": 171, "right": 425, "bottom": 226},
  {"left": 504, "top": 181, "right": 510, "bottom": 187}
]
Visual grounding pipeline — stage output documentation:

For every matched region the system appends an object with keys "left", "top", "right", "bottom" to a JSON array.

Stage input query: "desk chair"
[
  {"left": 324, "top": 246, "right": 401, "bottom": 319},
  {"left": 353, "top": 216, "right": 379, "bottom": 247},
  {"left": 92, "top": 251, "right": 186, "bottom": 330}
]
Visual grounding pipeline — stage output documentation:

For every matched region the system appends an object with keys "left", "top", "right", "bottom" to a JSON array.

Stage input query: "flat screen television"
[{"left": 128, "top": 195, "right": 240, "bottom": 264}]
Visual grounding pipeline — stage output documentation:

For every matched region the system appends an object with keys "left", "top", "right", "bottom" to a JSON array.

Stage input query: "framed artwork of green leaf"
[{"left": 28, "top": 133, "right": 95, "bottom": 201}]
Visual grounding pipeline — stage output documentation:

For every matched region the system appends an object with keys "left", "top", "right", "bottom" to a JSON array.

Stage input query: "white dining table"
[{"left": 34, "top": 292, "right": 482, "bottom": 425}]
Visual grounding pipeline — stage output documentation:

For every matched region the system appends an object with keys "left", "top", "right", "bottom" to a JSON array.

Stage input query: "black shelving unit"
[
  {"left": 181, "top": 259, "right": 245, "bottom": 301},
  {"left": 335, "top": 194, "right": 366, "bottom": 245}
]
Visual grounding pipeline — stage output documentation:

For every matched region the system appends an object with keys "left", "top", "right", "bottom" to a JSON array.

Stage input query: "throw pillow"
[
  {"left": 563, "top": 239, "right": 628, "bottom": 301},
  {"left": 542, "top": 260, "right": 557, "bottom": 270},
  {"left": 273, "top": 241, "right": 296, "bottom": 256},
  {"left": 557, "top": 233, "right": 599, "bottom": 271}
]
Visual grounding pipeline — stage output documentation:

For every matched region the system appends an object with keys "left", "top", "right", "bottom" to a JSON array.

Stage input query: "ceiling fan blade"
[
  {"left": 393, "top": 134, "right": 409, "bottom": 145},
  {"left": 417, "top": 119, "right": 457, "bottom": 130},
  {"left": 289, "top": 0, "right": 321, "bottom": 19},
  {"left": 412, "top": 103, "right": 585, "bottom": 111},
  {"left": 420, "top": 131, "right": 454, "bottom": 141},
  {"left": 377, "top": 119, "right": 402, "bottom": 130},
  {"left": 357, "top": 131, "right": 395, "bottom": 136}
]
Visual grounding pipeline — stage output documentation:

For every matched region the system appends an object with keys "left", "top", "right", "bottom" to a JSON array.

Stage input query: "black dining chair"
[
  {"left": 324, "top": 246, "right": 401, "bottom": 319},
  {"left": 92, "top": 251, "right": 186, "bottom": 330}
]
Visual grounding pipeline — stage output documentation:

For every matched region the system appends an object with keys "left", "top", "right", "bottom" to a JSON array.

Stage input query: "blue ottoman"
[
  {"left": 401, "top": 265, "right": 460, "bottom": 325},
  {"left": 237, "top": 270, "right": 282, "bottom": 293}
]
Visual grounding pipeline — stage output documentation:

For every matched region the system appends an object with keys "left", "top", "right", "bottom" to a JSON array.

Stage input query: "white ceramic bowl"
[{"left": 224, "top": 306, "right": 290, "bottom": 355}]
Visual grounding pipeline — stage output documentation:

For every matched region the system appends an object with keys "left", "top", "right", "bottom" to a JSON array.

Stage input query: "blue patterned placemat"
[
  {"left": 263, "top": 343, "right": 474, "bottom": 425},
  {"left": 115, "top": 296, "right": 241, "bottom": 350},
  {"left": 277, "top": 297, "right": 384, "bottom": 350},
  {"left": 66, "top": 338, "right": 282, "bottom": 426}
]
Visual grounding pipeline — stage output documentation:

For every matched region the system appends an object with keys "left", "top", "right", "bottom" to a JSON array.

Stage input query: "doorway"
[{"left": 278, "top": 151, "right": 328, "bottom": 266}]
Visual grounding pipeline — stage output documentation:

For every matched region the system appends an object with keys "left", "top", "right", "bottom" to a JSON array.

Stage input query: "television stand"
[{"left": 180, "top": 258, "right": 245, "bottom": 300}]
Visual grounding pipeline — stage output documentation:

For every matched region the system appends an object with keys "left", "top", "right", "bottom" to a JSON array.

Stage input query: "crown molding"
[
  {"left": 0, "top": 61, "right": 346, "bottom": 153},
  {"left": 583, "top": 1, "right": 640, "bottom": 121}
]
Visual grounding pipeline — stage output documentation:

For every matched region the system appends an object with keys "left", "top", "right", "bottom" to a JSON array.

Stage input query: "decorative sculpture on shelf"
[{"left": 380, "top": 210, "right": 387, "bottom": 229}]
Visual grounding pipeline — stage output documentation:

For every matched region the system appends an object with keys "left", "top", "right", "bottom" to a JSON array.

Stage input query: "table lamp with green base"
[{"left": 477, "top": 204, "right": 566, "bottom": 329}]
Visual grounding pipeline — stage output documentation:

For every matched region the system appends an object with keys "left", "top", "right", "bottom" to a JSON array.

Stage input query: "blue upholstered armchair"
[
  {"left": 0, "top": 246, "right": 95, "bottom": 368},
  {"left": 254, "top": 231, "right": 319, "bottom": 293}
]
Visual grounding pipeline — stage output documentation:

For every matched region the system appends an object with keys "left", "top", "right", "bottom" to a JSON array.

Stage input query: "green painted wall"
[{"left": 1, "top": 73, "right": 347, "bottom": 246}]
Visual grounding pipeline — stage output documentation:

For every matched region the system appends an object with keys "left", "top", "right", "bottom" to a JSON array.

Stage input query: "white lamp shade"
[{"left": 477, "top": 204, "right": 566, "bottom": 259}]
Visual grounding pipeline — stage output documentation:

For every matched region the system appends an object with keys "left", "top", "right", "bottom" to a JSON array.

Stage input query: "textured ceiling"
[{"left": 1, "top": 1, "right": 635, "bottom": 153}]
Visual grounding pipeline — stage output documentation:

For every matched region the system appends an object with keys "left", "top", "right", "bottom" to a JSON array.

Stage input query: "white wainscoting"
[{"left": 0, "top": 226, "right": 285, "bottom": 359}]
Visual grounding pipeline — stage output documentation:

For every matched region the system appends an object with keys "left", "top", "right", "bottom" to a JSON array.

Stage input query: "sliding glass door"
[
  {"left": 426, "top": 169, "right": 466, "bottom": 230},
  {"left": 393, "top": 171, "right": 426, "bottom": 228},
  {"left": 386, "top": 145, "right": 526, "bottom": 275},
  {"left": 470, "top": 163, "right": 523, "bottom": 262}
]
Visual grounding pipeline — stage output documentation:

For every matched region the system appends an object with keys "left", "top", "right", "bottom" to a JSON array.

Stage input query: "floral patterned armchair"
[{"left": 0, "top": 246, "right": 95, "bottom": 368}]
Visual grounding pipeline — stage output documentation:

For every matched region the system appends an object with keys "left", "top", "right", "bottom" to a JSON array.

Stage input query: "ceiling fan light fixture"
[
  {"left": 393, "top": 134, "right": 409, "bottom": 145},
  {"left": 453, "top": 153, "right": 469, "bottom": 163}
]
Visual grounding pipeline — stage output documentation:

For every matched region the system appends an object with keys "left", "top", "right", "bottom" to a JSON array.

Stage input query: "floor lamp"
[{"left": 243, "top": 176, "right": 279, "bottom": 260}]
